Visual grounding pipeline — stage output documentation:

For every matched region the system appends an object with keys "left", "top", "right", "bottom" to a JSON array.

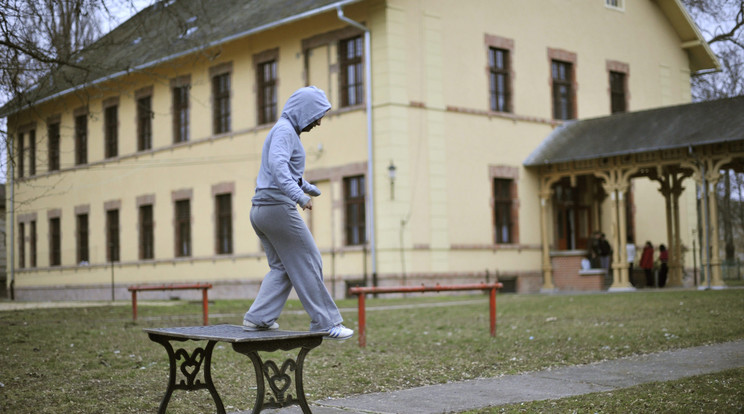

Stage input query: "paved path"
[{"left": 241, "top": 340, "right": 744, "bottom": 414}]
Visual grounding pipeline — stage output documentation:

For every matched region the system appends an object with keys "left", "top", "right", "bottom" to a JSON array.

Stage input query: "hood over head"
[{"left": 281, "top": 86, "right": 331, "bottom": 132}]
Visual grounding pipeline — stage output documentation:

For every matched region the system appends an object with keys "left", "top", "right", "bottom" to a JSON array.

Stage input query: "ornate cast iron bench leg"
[
  {"left": 233, "top": 344, "right": 318, "bottom": 414},
  {"left": 148, "top": 333, "right": 226, "bottom": 414}
]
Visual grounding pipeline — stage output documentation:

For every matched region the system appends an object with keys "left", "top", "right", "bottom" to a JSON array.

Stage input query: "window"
[
  {"left": 29, "top": 129, "right": 35, "bottom": 176},
  {"left": 77, "top": 213, "right": 89, "bottom": 264},
  {"left": 75, "top": 113, "right": 87, "bottom": 165},
  {"left": 212, "top": 72, "right": 231, "bottom": 134},
  {"left": 173, "top": 82, "right": 190, "bottom": 143},
  {"left": 610, "top": 71, "right": 627, "bottom": 113},
  {"left": 30, "top": 220, "right": 37, "bottom": 267},
  {"left": 605, "top": 0, "right": 624, "bottom": 10},
  {"left": 493, "top": 179, "right": 514, "bottom": 244},
  {"left": 216, "top": 193, "right": 233, "bottom": 254},
  {"left": 48, "top": 121, "right": 60, "bottom": 171},
  {"left": 139, "top": 204, "right": 154, "bottom": 260},
  {"left": 16, "top": 132, "right": 24, "bottom": 178},
  {"left": 137, "top": 96, "right": 153, "bottom": 151},
  {"left": 175, "top": 199, "right": 191, "bottom": 257},
  {"left": 339, "top": 36, "right": 364, "bottom": 107},
  {"left": 257, "top": 60, "right": 277, "bottom": 124},
  {"left": 49, "top": 217, "right": 61, "bottom": 266},
  {"left": 489, "top": 47, "right": 511, "bottom": 113},
  {"left": 344, "top": 175, "right": 366, "bottom": 245},
  {"left": 551, "top": 60, "right": 574, "bottom": 120},
  {"left": 106, "top": 209, "right": 120, "bottom": 262},
  {"left": 18, "top": 222, "right": 25, "bottom": 268},
  {"left": 104, "top": 104, "right": 118, "bottom": 158}
]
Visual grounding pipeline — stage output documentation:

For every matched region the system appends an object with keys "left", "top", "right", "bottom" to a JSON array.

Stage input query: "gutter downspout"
[
  {"left": 336, "top": 6, "right": 376, "bottom": 287},
  {"left": 8, "top": 135, "right": 14, "bottom": 300}
]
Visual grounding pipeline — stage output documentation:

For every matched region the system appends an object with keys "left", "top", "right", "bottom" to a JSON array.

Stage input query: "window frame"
[
  {"left": 485, "top": 34, "right": 515, "bottom": 114},
  {"left": 105, "top": 206, "right": 120, "bottom": 263},
  {"left": 175, "top": 199, "right": 191, "bottom": 257},
  {"left": 103, "top": 98, "right": 119, "bottom": 159},
  {"left": 607, "top": 60, "right": 630, "bottom": 114},
  {"left": 215, "top": 193, "right": 233, "bottom": 255},
  {"left": 547, "top": 48, "right": 578, "bottom": 121},
  {"left": 339, "top": 35, "right": 364, "bottom": 108},
  {"left": 28, "top": 128, "right": 35, "bottom": 176},
  {"left": 48, "top": 211, "right": 61, "bottom": 267},
  {"left": 493, "top": 178, "right": 514, "bottom": 244},
  {"left": 74, "top": 107, "right": 88, "bottom": 165},
  {"left": 136, "top": 87, "right": 153, "bottom": 151},
  {"left": 16, "top": 131, "right": 24, "bottom": 179},
  {"left": 137, "top": 194, "right": 156, "bottom": 260},
  {"left": 490, "top": 166, "right": 520, "bottom": 245},
  {"left": 76, "top": 212, "right": 89, "bottom": 264},
  {"left": 551, "top": 60, "right": 574, "bottom": 120},
  {"left": 29, "top": 219, "right": 37, "bottom": 267},
  {"left": 343, "top": 175, "right": 366, "bottom": 246},
  {"left": 18, "top": 221, "right": 25, "bottom": 268},
  {"left": 210, "top": 63, "right": 232, "bottom": 135},
  {"left": 139, "top": 204, "right": 155, "bottom": 260},
  {"left": 47, "top": 117, "right": 61, "bottom": 172},
  {"left": 171, "top": 76, "right": 190, "bottom": 144},
  {"left": 605, "top": 0, "right": 624, "bottom": 11},
  {"left": 256, "top": 59, "right": 278, "bottom": 125},
  {"left": 173, "top": 189, "right": 193, "bottom": 258}
]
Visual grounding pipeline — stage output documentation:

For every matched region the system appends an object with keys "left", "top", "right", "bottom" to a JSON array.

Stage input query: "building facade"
[{"left": 2, "top": 0, "right": 718, "bottom": 300}]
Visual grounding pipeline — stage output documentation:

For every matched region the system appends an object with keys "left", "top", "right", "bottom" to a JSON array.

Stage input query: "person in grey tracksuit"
[{"left": 243, "top": 86, "right": 353, "bottom": 340}]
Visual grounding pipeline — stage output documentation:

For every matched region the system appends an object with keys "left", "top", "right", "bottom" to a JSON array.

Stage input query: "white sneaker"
[
  {"left": 242, "top": 320, "right": 279, "bottom": 331},
  {"left": 324, "top": 324, "right": 354, "bottom": 340}
]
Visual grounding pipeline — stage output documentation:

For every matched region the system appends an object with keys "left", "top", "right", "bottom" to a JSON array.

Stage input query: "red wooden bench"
[
  {"left": 127, "top": 283, "right": 213, "bottom": 326},
  {"left": 348, "top": 282, "right": 504, "bottom": 347}
]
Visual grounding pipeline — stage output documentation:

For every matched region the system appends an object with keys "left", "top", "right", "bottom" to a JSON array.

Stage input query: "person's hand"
[{"left": 302, "top": 199, "right": 313, "bottom": 210}]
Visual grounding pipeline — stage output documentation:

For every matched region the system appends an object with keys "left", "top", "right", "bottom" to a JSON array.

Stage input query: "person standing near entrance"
[
  {"left": 658, "top": 244, "right": 669, "bottom": 288},
  {"left": 640, "top": 241, "right": 655, "bottom": 287},
  {"left": 626, "top": 237, "right": 637, "bottom": 286},
  {"left": 243, "top": 86, "right": 353, "bottom": 340},
  {"left": 599, "top": 233, "right": 612, "bottom": 271}
]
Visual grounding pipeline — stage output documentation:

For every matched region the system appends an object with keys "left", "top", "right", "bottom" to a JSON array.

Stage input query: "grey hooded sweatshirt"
[{"left": 252, "top": 86, "right": 330, "bottom": 207}]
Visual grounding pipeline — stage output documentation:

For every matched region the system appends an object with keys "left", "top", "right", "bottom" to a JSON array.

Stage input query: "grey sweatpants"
[{"left": 244, "top": 203, "right": 343, "bottom": 331}]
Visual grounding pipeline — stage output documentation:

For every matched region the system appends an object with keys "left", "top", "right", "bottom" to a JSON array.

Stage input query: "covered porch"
[{"left": 524, "top": 96, "right": 744, "bottom": 292}]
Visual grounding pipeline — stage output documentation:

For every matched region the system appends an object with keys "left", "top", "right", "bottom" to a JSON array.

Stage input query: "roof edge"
[
  {"left": 1, "top": 0, "right": 362, "bottom": 119},
  {"left": 654, "top": 0, "right": 720, "bottom": 72}
]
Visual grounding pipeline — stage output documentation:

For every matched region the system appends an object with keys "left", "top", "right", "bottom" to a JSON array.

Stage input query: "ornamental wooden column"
[
  {"left": 596, "top": 166, "right": 636, "bottom": 291},
  {"left": 539, "top": 177, "right": 558, "bottom": 291},
  {"left": 704, "top": 163, "right": 726, "bottom": 288},
  {"left": 683, "top": 156, "right": 730, "bottom": 289},
  {"left": 668, "top": 170, "right": 690, "bottom": 287},
  {"left": 655, "top": 168, "right": 690, "bottom": 288}
]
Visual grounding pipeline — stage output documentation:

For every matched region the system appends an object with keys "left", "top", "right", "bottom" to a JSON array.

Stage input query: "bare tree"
[
  {"left": 683, "top": 1, "right": 744, "bottom": 266},
  {"left": 0, "top": 1, "right": 107, "bottom": 106},
  {"left": 682, "top": 0, "right": 744, "bottom": 100}
]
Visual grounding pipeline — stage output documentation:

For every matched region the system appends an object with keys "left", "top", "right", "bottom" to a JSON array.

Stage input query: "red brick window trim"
[
  {"left": 485, "top": 34, "right": 515, "bottom": 113},
  {"left": 548, "top": 48, "right": 578, "bottom": 120},
  {"left": 254, "top": 49, "right": 279, "bottom": 125},
  {"left": 607, "top": 60, "right": 629, "bottom": 114},
  {"left": 489, "top": 165, "right": 520, "bottom": 245}
]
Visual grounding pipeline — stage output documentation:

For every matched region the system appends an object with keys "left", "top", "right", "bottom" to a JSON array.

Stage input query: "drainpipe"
[
  {"left": 8, "top": 135, "right": 14, "bottom": 300},
  {"left": 337, "top": 6, "right": 376, "bottom": 286}
]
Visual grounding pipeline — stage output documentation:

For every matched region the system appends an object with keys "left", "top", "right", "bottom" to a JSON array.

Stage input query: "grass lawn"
[{"left": 0, "top": 288, "right": 742, "bottom": 413}]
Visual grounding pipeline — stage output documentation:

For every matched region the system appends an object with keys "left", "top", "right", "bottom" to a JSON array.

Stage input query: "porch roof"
[{"left": 523, "top": 95, "right": 744, "bottom": 167}]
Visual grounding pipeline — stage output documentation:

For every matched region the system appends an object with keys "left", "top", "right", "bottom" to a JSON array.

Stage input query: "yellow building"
[{"left": 2, "top": 0, "right": 720, "bottom": 301}]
